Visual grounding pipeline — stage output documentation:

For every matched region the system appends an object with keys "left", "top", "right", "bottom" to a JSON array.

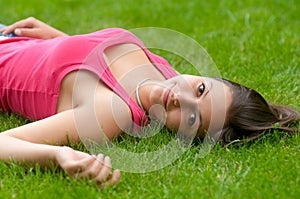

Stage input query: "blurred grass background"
[{"left": 0, "top": 0, "right": 299, "bottom": 198}]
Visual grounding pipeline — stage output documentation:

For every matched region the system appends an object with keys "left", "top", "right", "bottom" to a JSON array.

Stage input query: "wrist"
[
  {"left": 52, "top": 146, "right": 67, "bottom": 165},
  {"left": 52, "top": 146, "right": 73, "bottom": 166}
]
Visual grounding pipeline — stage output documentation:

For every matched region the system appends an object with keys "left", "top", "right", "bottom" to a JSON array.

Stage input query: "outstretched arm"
[
  {"left": 0, "top": 17, "right": 68, "bottom": 39},
  {"left": 0, "top": 109, "right": 120, "bottom": 187}
]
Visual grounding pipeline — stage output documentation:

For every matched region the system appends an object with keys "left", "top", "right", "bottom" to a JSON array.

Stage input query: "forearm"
[
  {"left": 0, "top": 134, "right": 59, "bottom": 168},
  {"left": 0, "top": 133, "right": 121, "bottom": 185}
]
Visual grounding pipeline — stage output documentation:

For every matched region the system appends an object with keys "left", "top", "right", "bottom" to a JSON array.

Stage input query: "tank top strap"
[{"left": 83, "top": 28, "right": 177, "bottom": 130}]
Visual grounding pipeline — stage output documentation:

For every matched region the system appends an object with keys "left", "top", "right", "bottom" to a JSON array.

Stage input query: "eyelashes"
[
  {"left": 188, "top": 81, "right": 206, "bottom": 127},
  {"left": 197, "top": 83, "right": 206, "bottom": 97}
]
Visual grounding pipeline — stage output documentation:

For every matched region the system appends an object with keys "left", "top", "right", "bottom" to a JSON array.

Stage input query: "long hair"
[{"left": 214, "top": 78, "right": 300, "bottom": 145}]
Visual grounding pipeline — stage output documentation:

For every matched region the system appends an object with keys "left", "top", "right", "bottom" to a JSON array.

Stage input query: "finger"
[
  {"left": 1, "top": 25, "right": 22, "bottom": 34},
  {"left": 98, "top": 169, "right": 121, "bottom": 188},
  {"left": 14, "top": 28, "right": 41, "bottom": 38},
  {"left": 77, "top": 154, "right": 104, "bottom": 179},
  {"left": 95, "top": 153, "right": 105, "bottom": 165},
  {"left": 107, "top": 169, "right": 121, "bottom": 185},
  {"left": 76, "top": 155, "right": 96, "bottom": 170},
  {"left": 0, "top": 27, "right": 6, "bottom": 32},
  {"left": 94, "top": 156, "right": 112, "bottom": 183},
  {"left": 0, "top": 27, "right": 14, "bottom": 34},
  {"left": 68, "top": 155, "right": 96, "bottom": 176},
  {"left": 1, "top": 18, "right": 34, "bottom": 34},
  {"left": 74, "top": 150, "right": 95, "bottom": 159}
]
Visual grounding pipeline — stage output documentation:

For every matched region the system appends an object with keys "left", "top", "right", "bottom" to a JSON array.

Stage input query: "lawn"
[{"left": 0, "top": 0, "right": 299, "bottom": 198}]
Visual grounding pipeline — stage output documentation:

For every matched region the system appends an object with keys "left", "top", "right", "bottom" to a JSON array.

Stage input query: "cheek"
[{"left": 165, "top": 110, "right": 181, "bottom": 130}]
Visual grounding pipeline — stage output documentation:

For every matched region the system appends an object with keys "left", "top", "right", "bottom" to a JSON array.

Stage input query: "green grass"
[{"left": 1, "top": 0, "right": 299, "bottom": 198}]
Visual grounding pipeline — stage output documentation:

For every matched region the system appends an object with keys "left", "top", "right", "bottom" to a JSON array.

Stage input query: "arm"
[
  {"left": 0, "top": 109, "right": 120, "bottom": 186},
  {"left": 0, "top": 17, "right": 68, "bottom": 39}
]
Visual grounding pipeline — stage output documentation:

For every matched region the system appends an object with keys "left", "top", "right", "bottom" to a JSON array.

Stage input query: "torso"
[
  {"left": 0, "top": 29, "right": 177, "bottom": 139},
  {"left": 57, "top": 43, "right": 167, "bottom": 138}
]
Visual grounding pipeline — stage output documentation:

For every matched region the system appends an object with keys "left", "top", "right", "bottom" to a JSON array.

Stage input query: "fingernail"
[
  {"left": 104, "top": 156, "right": 111, "bottom": 165},
  {"left": 14, "top": 29, "right": 21, "bottom": 35},
  {"left": 97, "top": 154, "right": 104, "bottom": 161}
]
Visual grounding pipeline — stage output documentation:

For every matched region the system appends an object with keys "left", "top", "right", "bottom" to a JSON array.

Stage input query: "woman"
[{"left": 0, "top": 17, "right": 299, "bottom": 185}]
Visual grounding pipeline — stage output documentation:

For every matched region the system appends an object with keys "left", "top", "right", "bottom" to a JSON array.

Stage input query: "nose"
[{"left": 172, "top": 92, "right": 197, "bottom": 109}]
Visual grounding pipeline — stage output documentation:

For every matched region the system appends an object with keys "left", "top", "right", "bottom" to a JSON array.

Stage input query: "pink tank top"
[{"left": 0, "top": 28, "right": 177, "bottom": 127}]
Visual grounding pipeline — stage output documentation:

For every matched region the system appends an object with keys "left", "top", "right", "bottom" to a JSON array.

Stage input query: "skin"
[
  {"left": 0, "top": 17, "right": 232, "bottom": 186},
  {"left": 137, "top": 75, "right": 232, "bottom": 138}
]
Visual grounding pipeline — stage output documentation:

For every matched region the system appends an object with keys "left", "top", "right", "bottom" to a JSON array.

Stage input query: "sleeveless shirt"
[{"left": 0, "top": 28, "right": 178, "bottom": 126}]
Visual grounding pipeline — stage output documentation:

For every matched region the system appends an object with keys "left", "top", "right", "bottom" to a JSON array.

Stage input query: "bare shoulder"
[
  {"left": 58, "top": 70, "right": 131, "bottom": 142},
  {"left": 93, "top": 83, "right": 132, "bottom": 140}
]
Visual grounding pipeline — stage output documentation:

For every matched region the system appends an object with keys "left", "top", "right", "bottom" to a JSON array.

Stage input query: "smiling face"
[{"left": 140, "top": 75, "right": 232, "bottom": 139}]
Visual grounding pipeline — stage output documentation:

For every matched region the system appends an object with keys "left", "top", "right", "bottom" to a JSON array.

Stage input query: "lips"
[{"left": 163, "top": 85, "right": 174, "bottom": 110}]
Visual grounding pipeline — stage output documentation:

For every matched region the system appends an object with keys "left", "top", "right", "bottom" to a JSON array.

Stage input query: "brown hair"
[{"left": 215, "top": 78, "right": 300, "bottom": 145}]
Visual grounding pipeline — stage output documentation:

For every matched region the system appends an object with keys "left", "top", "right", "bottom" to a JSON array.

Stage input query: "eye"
[
  {"left": 188, "top": 113, "right": 196, "bottom": 126},
  {"left": 197, "top": 83, "right": 206, "bottom": 96}
]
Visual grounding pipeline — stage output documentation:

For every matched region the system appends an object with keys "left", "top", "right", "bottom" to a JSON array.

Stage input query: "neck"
[{"left": 135, "top": 78, "right": 150, "bottom": 115}]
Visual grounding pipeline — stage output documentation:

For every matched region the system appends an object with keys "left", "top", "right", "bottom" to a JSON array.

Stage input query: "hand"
[
  {"left": 55, "top": 146, "right": 120, "bottom": 187},
  {"left": 0, "top": 17, "right": 68, "bottom": 39}
]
